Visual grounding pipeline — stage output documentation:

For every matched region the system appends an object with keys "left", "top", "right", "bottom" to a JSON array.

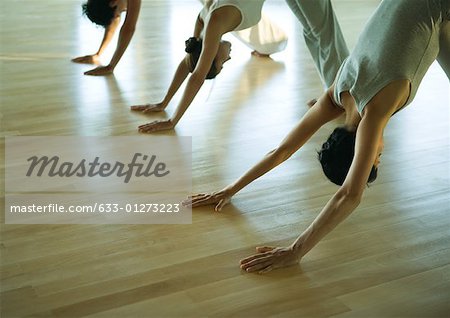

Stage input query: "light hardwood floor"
[{"left": 1, "top": 0, "right": 449, "bottom": 317}]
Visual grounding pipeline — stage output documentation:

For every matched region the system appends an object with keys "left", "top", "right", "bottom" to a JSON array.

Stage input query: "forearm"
[
  {"left": 169, "top": 74, "right": 204, "bottom": 125},
  {"left": 226, "top": 148, "right": 290, "bottom": 196},
  {"left": 96, "top": 17, "right": 121, "bottom": 56},
  {"left": 108, "top": 26, "right": 135, "bottom": 68},
  {"left": 292, "top": 189, "right": 361, "bottom": 257},
  {"left": 161, "top": 58, "right": 190, "bottom": 106}
]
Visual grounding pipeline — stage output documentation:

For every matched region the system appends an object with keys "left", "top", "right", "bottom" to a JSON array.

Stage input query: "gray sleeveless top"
[{"left": 333, "top": 0, "right": 449, "bottom": 114}]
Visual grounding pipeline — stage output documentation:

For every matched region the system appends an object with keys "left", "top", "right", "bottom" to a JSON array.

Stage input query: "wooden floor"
[{"left": 1, "top": 0, "right": 449, "bottom": 317}]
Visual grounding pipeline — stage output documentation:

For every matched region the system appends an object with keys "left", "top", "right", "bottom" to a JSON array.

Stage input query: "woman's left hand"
[
  {"left": 240, "top": 246, "right": 300, "bottom": 274},
  {"left": 138, "top": 119, "right": 174, "bottom": 133},
  {"left": 84, "top": 65, "right": 114, "bottom": 76}
]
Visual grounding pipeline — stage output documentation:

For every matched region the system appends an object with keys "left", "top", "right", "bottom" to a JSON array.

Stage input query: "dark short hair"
[
  {"left": 184, "top": 37, "right": 219, "bottom": 80},
  {"left": 318, "top": 127, "right": 378, "bottom": 186},
  {"left": 82, "top": 0, "right": 116, "bottom": 27}
]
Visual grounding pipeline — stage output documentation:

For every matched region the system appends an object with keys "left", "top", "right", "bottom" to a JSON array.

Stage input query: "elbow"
[
  {"left": 274, "top": 144, "right": 295, "bottom": 161},
  {"left": 336, "top": 187, "right": 363, "bottom": 207},
  {"left": 121, "top": 26, "right": 136, "bottom": 36},
  {"left": 269, "top": 145, "right": 294, "bottom": 165},
  {"left": 189, "top": 72, "right": 206, "bottom": 86}
]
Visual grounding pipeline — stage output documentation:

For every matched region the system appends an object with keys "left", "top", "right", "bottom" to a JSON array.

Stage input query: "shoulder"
[
  {"left": 208, "top": 5, "right": 241, "bottom": 27},
  {"left": 207, "top": 6, "right": 242, "bottom": 34},
  {"left": 362, "top": 80, "right": 411, "bottom": 120}
]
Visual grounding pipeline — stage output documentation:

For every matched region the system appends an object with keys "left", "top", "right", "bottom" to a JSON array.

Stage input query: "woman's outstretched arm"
[
  {"left": 138, "top": 8, "right": 240, "bottom": 133},
  {"left": 85, "top": 0, "right": 141, "bottom": 76},
  {"left": 131, "top": 15, "right": 204, "bottom": 113},
  {"left": 185, "top": 91, "right": 343, "bottom": 211},
  {"left": 131, "top": 57, "right": 191, "bottom": 112}
]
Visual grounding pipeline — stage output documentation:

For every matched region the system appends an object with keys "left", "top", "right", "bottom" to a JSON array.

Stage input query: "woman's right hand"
[
  {"left": 130, "top": 103, "right": 165, "bottom": 113},
  {"left": 71, "top": 54, "right": 100, "bottom": 65},
  {"left": 183, "top": 189, "right": 233, "bottom": 212}
]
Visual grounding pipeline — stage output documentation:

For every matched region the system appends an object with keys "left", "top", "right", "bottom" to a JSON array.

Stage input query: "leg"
[{"left": 285, "top": 0, "right": 349, "bottom": 88}]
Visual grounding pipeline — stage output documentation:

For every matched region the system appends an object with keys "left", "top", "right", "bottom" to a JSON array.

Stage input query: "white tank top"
[{"left": 199, "top": 0, "right": 265, "bottom": 34}]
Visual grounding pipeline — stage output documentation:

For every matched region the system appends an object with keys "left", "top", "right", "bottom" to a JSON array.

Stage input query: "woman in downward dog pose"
[
  {"left": 72, "top": 0, "right": 287, "bottom": 75},
  {"left": 131, "top": 0, "right": 287, "bottom": 133},
  {"left": 185, "top": 0, "right": 450, "bottom": 273}
]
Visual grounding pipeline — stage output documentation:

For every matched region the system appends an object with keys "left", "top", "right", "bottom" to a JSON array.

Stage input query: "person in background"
[
  {"left": 71, "top": 0, "right": 288, "bottom": 76},
  {"left": 72, "top": 0, "right": 140, "bottom": 76},
  {"left": 131, "top": 0, "right": 286, "bottom": 133}
]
